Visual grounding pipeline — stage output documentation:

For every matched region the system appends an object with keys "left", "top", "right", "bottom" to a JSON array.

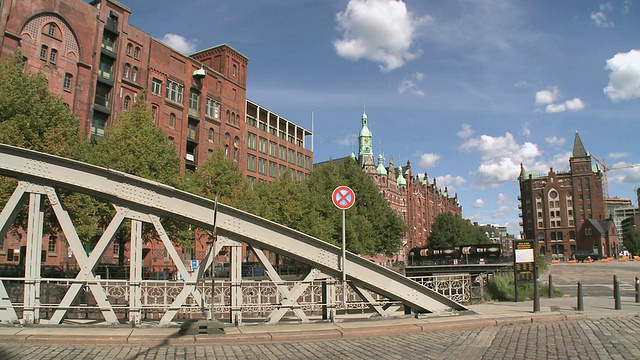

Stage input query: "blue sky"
[{"left": 121, "top": 0, "right": 640, "bottom": 236}]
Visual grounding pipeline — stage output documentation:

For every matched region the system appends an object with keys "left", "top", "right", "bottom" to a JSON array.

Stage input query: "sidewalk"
[{"left": 0, "top": 296, "right": 638, "bottom": 344}]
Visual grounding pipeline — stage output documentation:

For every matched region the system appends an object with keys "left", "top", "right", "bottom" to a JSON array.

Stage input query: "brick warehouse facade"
[
  {"left": 355, "top": 110, "right": 463, "bottom": 260},
  {"left": 518, "top": 132, "right": 619, "bottom": 260},
  {"left": 0, "top": 0, "right": 312, "bottom": 275}
]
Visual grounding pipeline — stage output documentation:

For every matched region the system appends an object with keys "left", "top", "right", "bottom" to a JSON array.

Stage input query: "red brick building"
[
  {"left": 356, "top": 110, "right": 463, "bottom": 260},
  {"left": 0, "top": 0, "right": 312, "bottom": 275},
  {"left": 518, "top": 132, "right": 617, "bottom": 259}
]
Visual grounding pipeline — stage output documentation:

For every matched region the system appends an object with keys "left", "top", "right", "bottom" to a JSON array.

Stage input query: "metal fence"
[{"left": 0, "top": 273, "right": 472, "bottom": 323}]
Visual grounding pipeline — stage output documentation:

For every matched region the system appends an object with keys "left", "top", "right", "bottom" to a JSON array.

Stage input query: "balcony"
[
  {"left": 187, "top": 128, "right": 198, "bottom": 143},
  {"left": 94, "top": 94, "right": 110, "bottom": 107},
  {"left": 105, "top": 17, "right": 119, "bottom": 34},
  {"left": 188, "top": 107, "right": 200, "bottom": 120}
]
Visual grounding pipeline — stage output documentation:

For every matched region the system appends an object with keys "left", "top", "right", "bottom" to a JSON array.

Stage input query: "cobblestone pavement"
[{"left": 2, "top": 317, "right": 640, "bottom": 360}]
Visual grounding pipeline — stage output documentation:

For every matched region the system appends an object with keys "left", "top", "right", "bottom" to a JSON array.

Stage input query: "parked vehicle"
[{"left": 570, "top": 251, "right": 599, "bottom": 262}]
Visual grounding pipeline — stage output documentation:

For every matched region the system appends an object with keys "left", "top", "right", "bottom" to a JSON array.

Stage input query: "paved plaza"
[
  {"left": 1, "top": 261, "right": 640, "bottom": 359},
  {"left": 1, "top": 316, "right": 640, "bottom": 359}
]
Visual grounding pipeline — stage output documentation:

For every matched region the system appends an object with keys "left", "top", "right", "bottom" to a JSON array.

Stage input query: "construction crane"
[{"left": 590, "top": 154, "right": 640, "bottom": 198}]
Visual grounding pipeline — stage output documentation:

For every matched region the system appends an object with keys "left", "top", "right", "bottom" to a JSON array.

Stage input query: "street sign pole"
[
  {"left": 342, "top": 208, "right": 346, "bottom": 306},
  {"left": 332, "top": 186, "right": 355, "bottom": 309}
]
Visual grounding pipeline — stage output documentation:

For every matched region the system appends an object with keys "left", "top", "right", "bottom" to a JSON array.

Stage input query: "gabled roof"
[{"left": 587, "top": 218, "right": 614, "bottom": 235}]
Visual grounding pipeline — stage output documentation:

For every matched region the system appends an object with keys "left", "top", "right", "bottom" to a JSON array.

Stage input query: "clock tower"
[{"left": 358, "top": 109, "right": 375, "bottom": 172}]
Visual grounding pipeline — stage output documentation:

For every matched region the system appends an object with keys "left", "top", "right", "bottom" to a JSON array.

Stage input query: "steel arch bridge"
[{"left": 0, "top": 144, "right": 467, "bottom": 326}]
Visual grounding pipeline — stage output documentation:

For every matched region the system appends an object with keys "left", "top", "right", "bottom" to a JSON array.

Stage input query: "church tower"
[{"left": 358, "top": 109, "right": 376, "bottom": 172}]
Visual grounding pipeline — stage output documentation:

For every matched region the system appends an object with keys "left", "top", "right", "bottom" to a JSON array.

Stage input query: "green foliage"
[
  {"left": 0, "top": 52, "right": 101, "bottom": 241},
  {"left": 428, "top": 212, "right": 490, "bottom": 248},
  {"left": 484, "top": 273, "right": 562, "bottom": 301},
  {"left": 0, "top": 51, "right": 84, "bottom": 158},
  {"left": 87, "top": 93, "right": 181, "bottom": 186},
  {"left": 623, "top": 227, "right": 640, "bottom": 257},
  {"left": 295, "top": 159, "right": 407, "bottom": 256}
]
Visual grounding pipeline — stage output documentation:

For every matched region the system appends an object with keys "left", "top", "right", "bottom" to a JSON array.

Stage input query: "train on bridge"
[{"left": 408, "top": 244, "right": 503, "bottom": 266}]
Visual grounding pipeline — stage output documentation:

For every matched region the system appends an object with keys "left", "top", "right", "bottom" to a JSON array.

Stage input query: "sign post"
[
  {"left": 514, "top": 239, "right": 538, "bottom": 311},
  {"left": 332, "top": 186, "right": 355, "bottom": 306}
]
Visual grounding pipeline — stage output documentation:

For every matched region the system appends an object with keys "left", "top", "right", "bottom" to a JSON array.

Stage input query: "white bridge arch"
[{"left": 0, "top": 144, "right": 467, "bottom": 326}]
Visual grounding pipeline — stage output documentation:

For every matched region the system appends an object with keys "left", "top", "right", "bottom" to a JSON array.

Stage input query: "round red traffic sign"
[{"left": 332, "top": 186, "right": 355, "bottom": 210}]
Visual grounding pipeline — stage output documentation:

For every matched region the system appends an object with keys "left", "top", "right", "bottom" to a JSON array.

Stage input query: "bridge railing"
[{"left": 1, "top": 273, "right": 471, "bottom": 323}]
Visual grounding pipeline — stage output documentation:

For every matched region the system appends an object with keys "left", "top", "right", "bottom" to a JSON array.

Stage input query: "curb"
[{"left": 0, "top": 311, "right": 628, "bottom": 344}]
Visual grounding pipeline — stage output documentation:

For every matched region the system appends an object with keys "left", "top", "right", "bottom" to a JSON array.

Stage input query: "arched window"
[
  {"left": 126, "top": 43, "right": 132, "bottom": 55},
  {"left": 123, "top": 63, "right": 131, "bottom": 79},
  {"left": 226, "top": 110, "right": 230, "bottom": 123},
  {"left": 208, "top": 128, "right": 214, "bottom": 142},
  {"left": 134, "top": 47, "right": 140, "bottom": 59},
  {"left": 49, "top": 48, "right": 57, "bottom": 64},
  {"left": 169, "top": 113, "right": 176, "bottom": 129},
  {"left": 63, "top": 73, "right": 72, "bottom": 90},
  {"left": 151, "top": 105, "right": 158, "bottom": 120},
  {"left": 233, "top": 136, "right": 239, "bottom": 160},
  {"left": 131, "top": 67, "right": 138, "bottom": 82},
  {"left": 123, "top": 95, "right": 131, "bottom": 110},
  {"left": 232, "top": 64, "right": 237, "bottom": 77},
  {"left": 236, "top": 114, "right": 240, "bottom": 125},
  {"left": 40, "top": 45, "right": 48, "bottom": 60}
]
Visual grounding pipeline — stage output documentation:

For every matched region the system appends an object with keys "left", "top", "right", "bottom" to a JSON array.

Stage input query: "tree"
[
  {"left": 0, "top": 52, "right": 102, "bottom": 241},
  {"left": 0, "top": 51, "right": 84, "bottom": 158},
  {"left": 297, "top": 159, "right": 406, "bottom": 256},
  {"left": 185, "top": 146, "right": 253, "bottom": 209},
  {"left": 428, "top": 212, "right": 490, "bottom": 248},
  {"left": 87, "top": 93, "right": 181, "bottom": 185},
  {"left": 623, "top": 227, "right": 640, "bottom": 257},
  {"left": 84, "top": 93, "right": 187, "bottom": 250}
]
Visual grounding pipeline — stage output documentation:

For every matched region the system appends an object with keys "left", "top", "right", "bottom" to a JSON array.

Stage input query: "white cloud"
[
  {"left": 591, "top": 3, "right": 615, "bottom": 28},
  {"left": 564, "top": 98, "right": 586, "bottom": 111},
  {"left": 608, "top": 152, "right": 630, "bottom": 159},
  {"left": 333, "top": 0, "right": 428, "bottom": 72},
  {"left": 522, "top": 122, "right": 531, "bottom": 137},
  {"left": 435, "top": 174, "right": 466, "bottom": 195},
  {"left": 417, "top": 153, "right": 440, "bottom": 168},
  {"left": 459, "top": 132, "right": 541, "bottom": 189},
  {"left": 608, "top": 163, "right": 640, "bottom": 186},
  {"left": 545, "top": 136, "right": 566, "bottom": 147},
  {"left": 604, "top": 49, "right": 640, "bottom": 102},
  {"left": 337, "top": 133, "right": 357, "bottom": 147},
  {"left": 160, "top": 33, "right": 197, "bottom": 53},
  {"left": 473, "top": 199, "right": 484, "bottom": 208},
  {"left": 535, "top": 87, "right": 585, "bottom": 113},
  {"left": 398, "top": 72, "right": 426, "bottom": 96},
  {"left": 535, "top": 87, "right": 559, "bottom": 105},
  {"left": 457, "top": 123, "right": 473, "bottom": 139}
]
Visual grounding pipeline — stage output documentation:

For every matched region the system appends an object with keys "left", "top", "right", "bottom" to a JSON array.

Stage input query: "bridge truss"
[{"left": 0, "top": 144, "right": 466, "bottom": 326}]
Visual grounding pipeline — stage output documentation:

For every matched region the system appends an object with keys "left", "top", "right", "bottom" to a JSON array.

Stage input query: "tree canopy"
[
  {"left": 427, "top": 212, "right": 490, "bottom": 248},
  {"left": 86, "top": 93, "right": 181, "bottom": 186},
  {"left": 623, "top": 227, "right": 640, "bottom": 257}
]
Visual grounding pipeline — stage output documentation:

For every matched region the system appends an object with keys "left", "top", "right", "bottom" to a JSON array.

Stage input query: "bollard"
[
  {"left": 636, "top": 277, "right": 639, "bottom": 303},
  {"left": 548, "top": 274, "right": 553, "bottom": 298},
  {"left": 533, "top": 264, "right": 540, "bottom": 313},
  {"left": 614, "top": 275, "right": 621, "bottom": 310},
  {"left": 577, "top": 282, "right": 584, "bottom": 311}
]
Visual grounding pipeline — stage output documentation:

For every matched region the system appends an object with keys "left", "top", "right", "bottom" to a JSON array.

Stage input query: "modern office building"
[{"left": 518, "top": 132, "right": 619, "bottom": 259}]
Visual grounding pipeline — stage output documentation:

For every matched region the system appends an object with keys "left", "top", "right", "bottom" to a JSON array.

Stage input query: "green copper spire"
[
  {"left": 396, "top": 166, "right": 406, "bottom": 185},
  {"left": 377, "top": 153, "right": 387, "bottom": 175}
]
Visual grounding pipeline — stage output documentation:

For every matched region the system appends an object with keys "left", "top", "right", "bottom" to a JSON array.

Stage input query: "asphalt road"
[{"left": 545, "top": 260, "right": 640, "bottom": 297}]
